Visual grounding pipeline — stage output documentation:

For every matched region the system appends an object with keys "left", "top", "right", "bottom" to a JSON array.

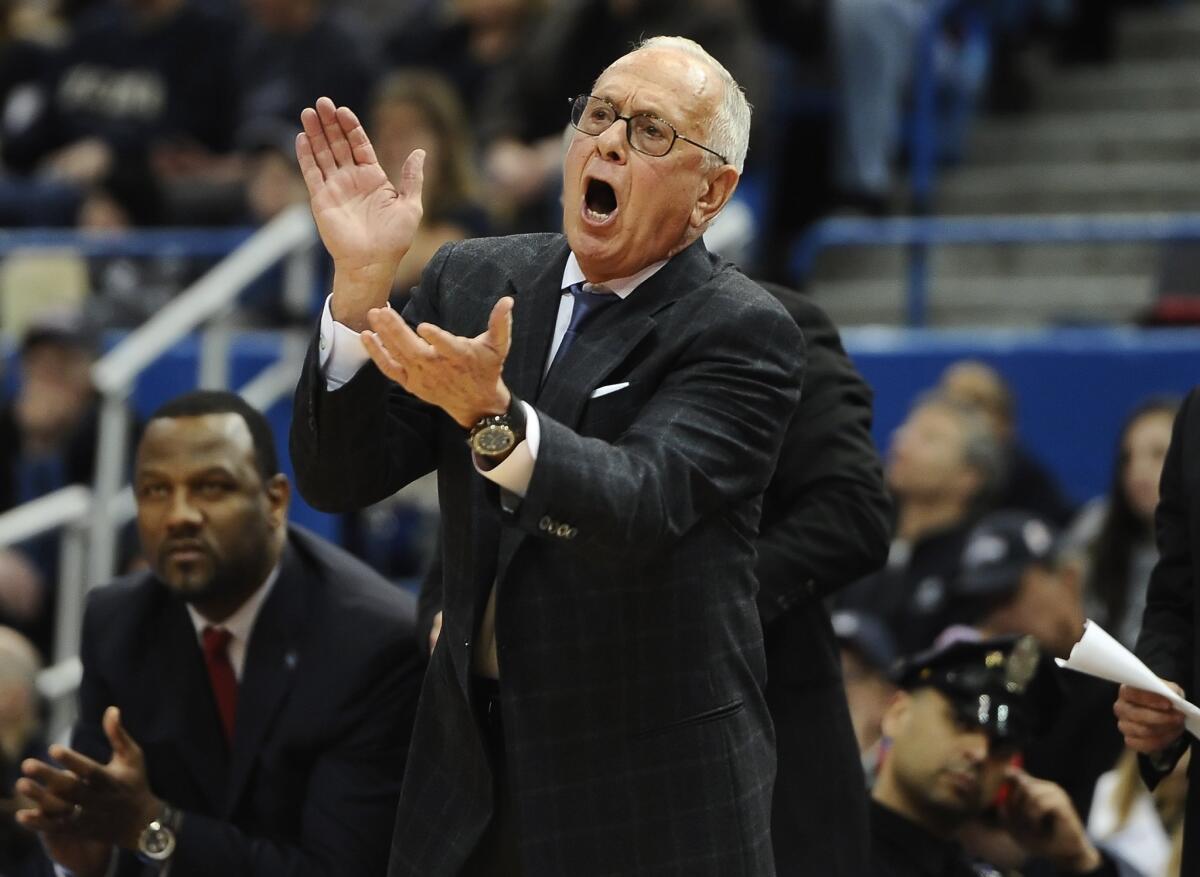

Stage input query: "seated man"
[
  {"left": 872, "top": 635, "right": 1123, "bottom": 877},
  {"left": 15, "top": 390, "right": 424, "bottom": 876},
  {"left": 837, "top": 392, "right": 1003, "bottom": 654}
]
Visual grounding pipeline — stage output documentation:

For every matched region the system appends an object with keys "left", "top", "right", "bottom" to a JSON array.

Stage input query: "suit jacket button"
[
  {"left": 555, "top": 524, "right": 572, "bottom": 538},
  {"left": 805, "top": 578, "right": 817, "bottom": 596},
  {"left": 565, "top": 527, "right": 578, "bottom": 540},
  {"left": 539, "top": 516, "right": 553, "bottom": 531}
]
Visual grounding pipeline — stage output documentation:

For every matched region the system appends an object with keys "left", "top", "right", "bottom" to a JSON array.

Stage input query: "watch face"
[
  {"left": 473, "top": 424, "right": 515, "bottom": 456},
  {"left": 140, "top": 823, "right": 176, "bottom": 860}
]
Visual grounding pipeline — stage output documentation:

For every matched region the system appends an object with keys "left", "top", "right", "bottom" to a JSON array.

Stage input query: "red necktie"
[{"left": 201, "top": 626, "right": 238, "bottom": 743}]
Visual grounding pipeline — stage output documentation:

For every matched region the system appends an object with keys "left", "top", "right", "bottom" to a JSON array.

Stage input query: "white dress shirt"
[{"left": 185, "top": 562, "right": 281, "bottom": 681}]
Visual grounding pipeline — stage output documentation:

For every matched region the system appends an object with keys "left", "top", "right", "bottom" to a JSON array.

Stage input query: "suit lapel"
[
  {"left": 504, "top": 238, "right": 571, "bottom": 405},
  {"left": 151, "top": 596, "right": 229, "bottom": 812},
  {"left": 536, "top": 238, "right": 716, "bottom": 428},
  {"left": 222, "top": 547, "right": 305, "bottom": 816}
]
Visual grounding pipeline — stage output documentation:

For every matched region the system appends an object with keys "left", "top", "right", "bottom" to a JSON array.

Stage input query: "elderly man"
[
  {"left": 291, "top": 36, "right": 803, "bottom": 877},
  {"left": 15, "top": 391, "right": 423, "bottom": 876}
]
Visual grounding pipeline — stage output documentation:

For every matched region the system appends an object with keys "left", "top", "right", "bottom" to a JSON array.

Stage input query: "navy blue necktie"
[{"left": 549, "top": 283, "right": 618, "bottom": 371}]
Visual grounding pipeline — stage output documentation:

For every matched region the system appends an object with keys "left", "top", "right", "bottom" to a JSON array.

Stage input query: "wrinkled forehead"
[{"left": 594, "top": 47, "right": 718, "bottom": 127}]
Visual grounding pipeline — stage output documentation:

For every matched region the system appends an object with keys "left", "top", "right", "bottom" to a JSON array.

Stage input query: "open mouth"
[{"left": 583, "top": 178, "right": 618, "bottom": 224}]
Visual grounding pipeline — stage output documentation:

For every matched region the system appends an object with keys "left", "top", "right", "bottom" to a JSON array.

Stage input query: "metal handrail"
[
  {"left": 0, "top": 486, "right": 90, "bottom": 548},
  {"left": 0, "top": 228, "right": 253, "bottom": 258},
  {"left": 791, "top": 212, "right": 1200, "bottom": 326},
  {"left": 88, "top": 205, "right": 317, "bottom": 582}
]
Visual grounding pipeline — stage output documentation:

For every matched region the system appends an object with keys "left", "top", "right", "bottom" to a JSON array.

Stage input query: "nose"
[
  {"left": 165, "top": 488, "right": 203, "bottom": 532},
  {"left": 594, "top": 118, "right": 628, "bottom": 163}
]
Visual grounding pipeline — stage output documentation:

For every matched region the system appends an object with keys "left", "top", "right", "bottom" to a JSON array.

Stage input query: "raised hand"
[
  {"left": 363, "top": 296, "right": 514, "bottom": 428},
  {"left": 297, "top": 96, "right": 425, "bottom": 330}
]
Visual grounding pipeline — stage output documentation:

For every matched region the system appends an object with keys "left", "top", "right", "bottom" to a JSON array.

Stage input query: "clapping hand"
[{"left": 297, "top": 96, "right": 425, "bottom": 332}]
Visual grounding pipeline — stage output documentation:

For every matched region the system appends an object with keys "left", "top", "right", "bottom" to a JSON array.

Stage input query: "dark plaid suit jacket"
[{"left": 291, "top": 234, "right": 804, "bottom": 876}]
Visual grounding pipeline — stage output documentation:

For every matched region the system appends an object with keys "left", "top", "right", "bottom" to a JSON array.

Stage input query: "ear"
[
  {"left": 690, "top": 165, "right": 740, "bottom": 230},
  {"left": 265, "top": 474, "right": 291, "bottom": 528},
  {"left": 880, "top": 690, "right": 912, "bottom": 740}
]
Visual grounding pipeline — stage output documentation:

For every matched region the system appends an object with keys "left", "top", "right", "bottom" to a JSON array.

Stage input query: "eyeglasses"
[{"left": 568, "top": 94, "right": 728, "bottom": 165}]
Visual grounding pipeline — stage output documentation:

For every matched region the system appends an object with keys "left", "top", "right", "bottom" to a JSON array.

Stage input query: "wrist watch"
[
  {"left": 468, "top": 396, "right": 527, "bottom": 459},
  {"left": 137, "top": 803, "right": 181, "bottom": 865}
]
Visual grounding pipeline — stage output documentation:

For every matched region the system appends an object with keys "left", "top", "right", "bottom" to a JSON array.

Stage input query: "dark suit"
[
  {"left": 1135, "top": 386, "right": 1200, "bottom": 874},
  {"left": 291, "top": 234, "right": 804, "bottom": 876},
  {"left": 756, "top": 283, "right": 891, "bottom": 877},
  {"left": 72, "top": 525, "right": 424, "bottom": 877}
]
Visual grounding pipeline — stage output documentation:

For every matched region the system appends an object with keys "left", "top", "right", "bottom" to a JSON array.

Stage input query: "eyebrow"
[{"left": 592, "top": 93, "right": 673, "bottom": 124}]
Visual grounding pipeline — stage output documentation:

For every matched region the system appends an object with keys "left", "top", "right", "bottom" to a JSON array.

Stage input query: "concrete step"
[
  {"left": 1120, "top": 3, "right": 1200, "bottom": 60},
  {"left": 810, "top": 275, "right": 1156, "bottom": 328},
  {"left": 1037, "top": 61, "right": 1200, "bottom": 113},
  {"left": 810, "top": 241, "right": 1166, "bottom": 281},
  {"left": 934, "top": 161, "right": 1200, "bottom": 214},
  {"left": 967, "top": 110, "right": 1200, "bottom": 166}
]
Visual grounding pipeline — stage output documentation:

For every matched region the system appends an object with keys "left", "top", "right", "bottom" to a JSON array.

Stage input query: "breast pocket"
[{"left": 579, "top": 380, "right": 649, "bottom": 440}]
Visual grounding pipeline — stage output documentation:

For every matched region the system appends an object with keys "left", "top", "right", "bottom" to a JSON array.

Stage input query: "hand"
[
  {"left": 997, "top": 768, "right": 1101, "bottom": 873},
  {"left": 17, "top": 706, "right": 163, "bottom": 851},
  {"left": 362, "top": 297, "right": 513, "bottom": 428},
  {"left": 42, "top": 138, "right": 113, "bottom": 184},
  {"left": 1114, "top": 681, "right": 1186, "bottom": 754},
  {"left": 297, "top": 96, "right": 425, "bottom": 331},
  {"left": 429, "top": 610, "right": 443, "bottom": 655}
]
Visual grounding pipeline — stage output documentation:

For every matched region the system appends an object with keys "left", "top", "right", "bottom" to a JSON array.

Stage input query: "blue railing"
[
  {"left": 791, "top": 213, "right": 1200, "bottom": 326},
  {"left": 0, "top": 227, "right": 254, "bottom": 258}
]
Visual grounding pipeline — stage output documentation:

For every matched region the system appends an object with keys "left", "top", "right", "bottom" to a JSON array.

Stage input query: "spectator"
[
  {"left": 948, "top": 510, "right": 1124, "bottom": 820},
  {"left": 872, "top": 635, "right": 1123, "bottom": 877},
  {"left": 939, "top": 359, "right": 1076, "bottom": 526},
  {"left": 16, "top": 390, "right": 425, "bottom": 876},
  {"left": 2, "top": 0, "right": 240, "bottom": 217},
  {"left": 838, "top": 392, "right": 1003, "bottom": 653},
  {"left": 1088, "top": 748, "right": 1187, "bottom": 877},
  {"left": 1069, "top": 397, "right": 1181, "bottom": 649},
  {"left": 370, "top": 71, "right": 490, "bottom": 296},
  {"left": 384, "top": 0, "right": 545, "bottom": 116},
  {"left": 236, "top": 0, "right": 378, "bottom": 146},
  {"left": 832, "top": 609, "right": 898, "bottom": 782}
]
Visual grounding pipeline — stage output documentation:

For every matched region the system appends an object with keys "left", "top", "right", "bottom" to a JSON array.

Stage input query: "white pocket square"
[{"left": 590, "top": 382, "right": 630, "bottom": 399}]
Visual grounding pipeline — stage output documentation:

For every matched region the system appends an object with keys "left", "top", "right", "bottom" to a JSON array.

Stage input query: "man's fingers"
[
  {"left": 15, "top": 776, "right": 75, "bottom": 815},
  {"left": 417, "top": 322, "right": 469, "bottom": 358},
  {"left": 315, "top": 96, "right": 354, "bottom": 168},
  {"left": 483, "top": 297, "right": 514, "bottom": 356},
  {"left": 300, "top": 106, "right": 336, "bottom": 178},
  {"left": 395, "top": 149, "right": 426, "bottom": 202},
  {"left": 103, "top": 706, "right": 140, "bottom": 762},
  {"left": 363, "top": 332, "right": 409, "bottom": 387},
  {"left": 296, "top": 133, "right": 326, "bottom": 198},
  {"left": 337, "top": 106, "right": 379, "bottom": 167},
  {"left": 368, "top": 308, "right": 432, "bottom": 363},
  {"left": 1119, "top": 684, "right": 1179, "bottom": 711},
  {"left": 20, "top": 762, "right": 85, "bottom": 803},
  {"left": 1114, "top": 697, "right": 1185, "bottom": 729},
  {"left": 48, "top": 746, "right": 111, "bottom": 790}
]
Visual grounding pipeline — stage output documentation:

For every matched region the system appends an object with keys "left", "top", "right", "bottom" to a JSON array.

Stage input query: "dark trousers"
[{"left": 462, "top": 677, "right": 523, "bottom": 877}]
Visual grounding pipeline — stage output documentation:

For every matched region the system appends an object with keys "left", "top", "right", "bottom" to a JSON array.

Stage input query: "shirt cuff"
[
  {"left": 474, "top": 402, "right": 539, "bottom": 498},
  {"left": 54, "top": 846, "right": 119, "bottom": 877},
  {"left": 318, "top": 294, "right": 380, "bottom": 391}
]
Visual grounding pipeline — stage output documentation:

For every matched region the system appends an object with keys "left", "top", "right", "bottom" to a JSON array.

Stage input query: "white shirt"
[
  {"left": 185, "top": 563, "right": 281, "bottom": 681},
  {"left": 316, "top": 251, "right": 667, "bottom": 497}
]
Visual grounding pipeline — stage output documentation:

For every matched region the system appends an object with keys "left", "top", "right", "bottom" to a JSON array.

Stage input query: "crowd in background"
[{"left": 0, "top": 0, "right": 1191, "bottom": 874}]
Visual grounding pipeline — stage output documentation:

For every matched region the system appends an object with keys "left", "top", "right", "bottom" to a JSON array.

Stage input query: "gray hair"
[{"left": 626, "top": 35, "right": 752, "bottom": 174}]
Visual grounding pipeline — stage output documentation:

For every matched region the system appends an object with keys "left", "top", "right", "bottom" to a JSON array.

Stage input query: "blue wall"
[{"left": 843, "top": 327, "right": 1200, "bottom": 506}]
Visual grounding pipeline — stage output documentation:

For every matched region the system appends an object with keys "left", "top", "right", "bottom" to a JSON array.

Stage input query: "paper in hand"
[{"left": 1057, "top": 619, "right": 1200, "bottom": 738}]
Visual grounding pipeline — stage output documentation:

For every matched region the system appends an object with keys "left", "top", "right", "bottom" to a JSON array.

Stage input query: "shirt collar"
[
  {"left": 186, "top": 561, "right": 281, "bottom": 643},
  {"left": 561, "top": 251, "right": 668, "bottom": 299}
]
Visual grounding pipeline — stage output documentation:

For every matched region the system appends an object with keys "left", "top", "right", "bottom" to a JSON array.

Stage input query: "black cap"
[
  {"left": 892, "top": 634, "right": 1061, "bottom": 746},
  {"left": 831, "top": 610, "right": 897, "bottom": 673},
  {"left": 957, "top": 511, "right": 1058, "bottom": 604}
]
